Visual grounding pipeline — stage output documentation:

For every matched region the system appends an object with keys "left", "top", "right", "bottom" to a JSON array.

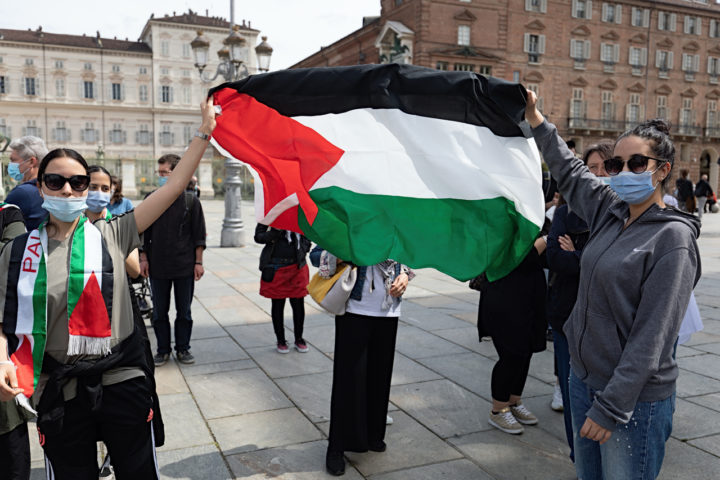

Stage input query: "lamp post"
[{"left": 189, "top": 15, "right": 273, "bottom": 247}]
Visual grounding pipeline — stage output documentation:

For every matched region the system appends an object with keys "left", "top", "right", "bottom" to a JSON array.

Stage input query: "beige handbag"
[{"left": 307, "top": 265, "right": 357, "bottom": 315}]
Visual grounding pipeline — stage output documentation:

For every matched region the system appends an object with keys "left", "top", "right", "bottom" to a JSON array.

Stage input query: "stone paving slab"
[
  {"left": 676, "top": 368, "right": 720, "bottom": 398},
  {"left": 368, "top": 459, "right": 495, "bottom": 480},
  {"left": 187, "top": 368, "right": 292, "bottom": 419},
  {"left": 156, "top": 393, "right": 214, "bottom": 452},
  {"left": 449, "top": 427, "right": 577, "bottom": 480},
  {"left": 689, "top": 433, "right": 720, "bottom": 457},
  {"left": 659, "top": 438, "right": 720, "bottom": 479},
  {"left": 209, "top": 407, "right": 322, "bottom": 455},
  {"left": 394, "top": 325, "right": 470, "bottom": 359},
  {"left": 344, "top": 412, "right": 463, "bottom": 477},
  {"left": 672, "top": 398, "right": 720, "bottom": 440},
  {"left": 390, "top": 353, "right": 443, "bottom": 386},
  {"left": 246, "top": 345, "right": 334, "bottom": 378},
  {"left": 686, "top": 392, "right": 720, "bottom": 412},
  {"left": 275, "top": 371, "right": 334, "bottom": 423},
  {"left": 432, "top": 327, "right": 499, "bottom": 358},
  {"left": 178, "top": 358, "right": 257, "bottom": 377},
  {"left": 157, "top": 444, "right": 232, "bottom": 480},
  {"left": 226, "top": 323, "right": 285, "bottom": 349},
  {"left": 187, "top": 337, "right": 250, "bottom": 365}
]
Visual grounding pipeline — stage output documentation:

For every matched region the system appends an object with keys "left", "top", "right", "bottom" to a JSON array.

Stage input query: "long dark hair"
[
  {"left": 37, "top": 148, "right": 89, "bottom": 188},
  {"left": 110, "top": 175, "right": 124, "bottom": 204},
  {"left": 616, "top": 119, "right": 675, "bottom": 187}
]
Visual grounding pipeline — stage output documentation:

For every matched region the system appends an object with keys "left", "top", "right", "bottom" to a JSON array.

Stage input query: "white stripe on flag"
[
  {"left": 296, "top": 108, "right": 545, "bottom": 228},
  {"left": 83, "top": 220, "right": 103, "bottom": 289},
  {"left": 210, "top": 138, "right": 266, "bottom": 223}
]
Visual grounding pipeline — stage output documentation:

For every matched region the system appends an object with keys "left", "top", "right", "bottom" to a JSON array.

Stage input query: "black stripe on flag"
[
  {"left": 208, "top": 63, "right": 530, "bottom": 139},
  {"left": 100, "top": 235, "right": 114, "bottom": 322},
  {"left": 2, "top": 233, "right": 30, "bottom": 353}
]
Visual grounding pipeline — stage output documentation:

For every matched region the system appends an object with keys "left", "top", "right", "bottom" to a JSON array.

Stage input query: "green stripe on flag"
[
  {"left": 31, "top": 256, "right": 47, "bottom": 388},
  {"left": 68, "top": 219, "right": 85, "bottom": 318},
  {"left": 299, "top": 187, "right": 539, "bottom": 282}
]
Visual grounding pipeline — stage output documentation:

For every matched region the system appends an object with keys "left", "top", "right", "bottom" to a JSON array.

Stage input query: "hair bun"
[{"left": 644, "top": 119, "right": 670, "bottom": 135}]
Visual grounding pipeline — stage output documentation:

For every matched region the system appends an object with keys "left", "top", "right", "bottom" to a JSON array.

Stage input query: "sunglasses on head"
[
  {"left": 603, "top": 154, "right": 667, "bottom": 176},
  {"left": 43, "top": 173, "right": 91, "bottom": 192}
]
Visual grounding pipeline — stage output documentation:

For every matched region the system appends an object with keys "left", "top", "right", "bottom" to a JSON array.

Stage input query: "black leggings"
[
  {"left": 271, "top": 298, "right": 305, "bottom": 343},
  {"left": 490, "top": 338, "right": 532, "bottom": 403}
]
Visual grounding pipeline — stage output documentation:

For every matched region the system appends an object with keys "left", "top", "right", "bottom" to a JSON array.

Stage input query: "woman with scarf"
[
  {"left": 309, "top": 247, "right": 414, "bottom": 476},
  {"left": 0, "top": 98, "right": 217, "bottom": 480},
  {"left": 254, "top": 224, "right": 312, "bottom": 353}
]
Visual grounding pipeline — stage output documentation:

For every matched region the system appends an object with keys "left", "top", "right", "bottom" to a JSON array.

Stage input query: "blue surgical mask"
[
  {"left": 42, "top": 195, "right": 88, "bottom": 222},
  {"left": 599, "top": 176, "right": 612, "bottom": 185},
  {"left": 158, "top": 176, "right": 168, "bottom": 187},
  {"left": 7, "top": 162, "right": 25, "bottom": 182},
  {"left": 609, "top": 171, "right": 658, "bottom": 204},
  {"left": 86, "top": 191, "right": 111, "bottom": 213}
]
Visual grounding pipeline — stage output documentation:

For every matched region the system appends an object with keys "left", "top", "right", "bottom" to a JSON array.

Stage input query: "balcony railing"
[
  {"left": 677, "top": 124, "right": 702, "bottom": 136},
  {"left": 705, "top": 126, "right": 720, "bottom": 138},
  {"left": 566, "top": 118, "right": 635, "bottom": 132}
]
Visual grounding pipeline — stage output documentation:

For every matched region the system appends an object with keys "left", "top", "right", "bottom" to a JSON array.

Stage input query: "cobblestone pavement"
[{"left": 28, "top": 200, "right": 720, "bottom": 479}]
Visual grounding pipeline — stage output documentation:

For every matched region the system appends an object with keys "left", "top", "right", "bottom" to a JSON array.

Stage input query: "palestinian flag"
[
  {"left": 209, "top": 64, "right": 543, "bottom": 281},
  {"left": 2, "top": 218, "right": 113, "bottom": 397}
]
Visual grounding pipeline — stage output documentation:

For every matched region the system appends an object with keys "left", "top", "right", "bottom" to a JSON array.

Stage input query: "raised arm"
[
  {"left": 134, "top": 98, "right": 217, "bottom": 234},
  {"left": 525, "top": 90, "right": 618, "bottom": 229}
]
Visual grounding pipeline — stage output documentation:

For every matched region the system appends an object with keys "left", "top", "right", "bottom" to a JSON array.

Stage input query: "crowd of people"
[{"left": 0, "top": 90, "right": 707, "bottom": 480}]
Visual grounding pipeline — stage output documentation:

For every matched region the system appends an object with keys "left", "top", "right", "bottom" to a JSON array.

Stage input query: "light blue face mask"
[
  {"left": 598, "top": 176, "right": 612, "bottom": 185},
  {"left": 609, "top": 170, "right": 659, "bottom": 204},
  {"left": 42, "top": 195, "right": 88, "bottom": 222},
  {"left": 86, "top": 191, "right": 111, "bottom": 213},
  {"left": 158, "top": 176, "right": 168, "bottom": 187},
  {"left": 7, "top": 161, "right": 26, "bottom": 182}
]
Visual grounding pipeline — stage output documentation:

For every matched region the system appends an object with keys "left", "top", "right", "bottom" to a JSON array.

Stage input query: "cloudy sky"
[{"left": 3, "top": 0, "right": 381, "bottom": 70}]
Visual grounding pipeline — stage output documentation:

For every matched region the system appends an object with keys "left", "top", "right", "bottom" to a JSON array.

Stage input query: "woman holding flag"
[
  {"left": 526, "top": 91, "right": 700, "bottom": 479},
  {"left": 0, "top": 98, "right": 217, "bottom": 479}
]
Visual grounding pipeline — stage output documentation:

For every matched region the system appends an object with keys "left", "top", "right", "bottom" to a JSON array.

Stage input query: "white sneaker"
[
  {"left": 551, "top": 382, "right": 564, "bottom": 412},
  {"left": 488, "top": 407, "right": 524, "bottom": 434},
  {"left": 386, "top": 415, "right": 393, "bottom": 425}
]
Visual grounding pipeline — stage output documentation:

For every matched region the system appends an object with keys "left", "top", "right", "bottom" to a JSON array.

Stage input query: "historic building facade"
[
  {"left": 0, "top": 10, "right": 263, "bottom": 196},
  {"left": 293, "top": 0, "right": 720, "bottom": 189}
]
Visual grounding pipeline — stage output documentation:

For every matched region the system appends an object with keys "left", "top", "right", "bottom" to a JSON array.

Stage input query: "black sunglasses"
[
  {"left": 43, "top": 173, "right": 91, "bottom": 192},
  {"left": 603, "top": 154, "right": 667, "bottom": 176}
]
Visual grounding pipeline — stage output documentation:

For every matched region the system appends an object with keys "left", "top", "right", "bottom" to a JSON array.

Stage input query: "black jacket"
[
  {"left": 546, "top": 205, "right": 589, "bottom": 331},
  {"left": 694, "top": 179, "right": 713, "bottom": 198},
  {"left": 255, "top": 224, "right": 311, "bottom": 270}
]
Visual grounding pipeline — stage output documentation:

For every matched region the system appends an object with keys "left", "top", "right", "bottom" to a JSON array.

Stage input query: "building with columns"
[
  {"left": 293, "top": 0, "right": 720, "bottom": 191},
  {"left": 0, "top": 10, "right": 265, "bottom": 198}
]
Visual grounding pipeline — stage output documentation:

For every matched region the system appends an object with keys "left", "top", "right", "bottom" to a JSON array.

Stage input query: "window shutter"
[
  {"left": 697, "top": 17, "right": 702, "bottom": 36},
  {"left": 643, "top": 9, "right": 650, "bottom": 28},
  {"left": 658, "top": 12, "right": 664, "bottom": 30},
  {"left": 639, "top": 105, "right": 645, "bottom": 121},
  {"left": 158, "top": 86, "right": 162, "bottom": 103},
  {"left": 122, "top": 131, "right": 127, "bottom": 143},
  {"left": 584, "top": 40, "right": 591, "bottom": 59},
  {"left": 641, "top": 48, "right": 647, "bottom": 66},
  {"left": 570, "top": 39, "right": 576, "bottom": 57},
  {"left": 121, "top": 84, "right": 126, "bottom": 101},
  {"left": 21, "top": 77, "right": 26, "bottom": 95},
  {"left": 169, "top": 86, "right": 174, "bottom": 103},
  {"left": 712, "top": 19, "right": 717, "bottom": 38},
  {"left": 613, "top": 44, "right": 620, "bottom": 63},
  {"left": 670, "top": 13, "right": 677, "bottom": 32},
  {"left": 602, "top": 3, "right": 608, "bottom": 20},
  {"left": 668, "top": 52, "right": 674, "bottom": 69},
  {"left": 694, "top": 54, "right": 700, "bottom": 72},
  {"left": 95, "top": 129, "right": 99, "bottom": 142},
  {"left": 93, "top": 81, "right": 98, "bottom": 99},
  {"left": 80, "top": 129, "right": 85, "bottom": 142},
  {"left": 540, "top": 0, "right": 547, "bottom": 13},
  {"left": 615, "top": 5, "right": 622, "bottom": 24},
  {"left": 709, "top": 57, "right": 713, "bottom": 74},
  {"left": 524, "top": 33, "right": 530, "bottom": 53},
  {"left": 571, "top": 0, "right": 578, "bottom": 18},
  {"left": 685, "top": 16, "right": 691, "bottom": 34},
  {"left": 51, "top": 128, "right": 56, "bottom": 141},
  {"left": 586, "top": 1, "right": 592, "bottom": 20},
  {"left": 626, "top": 104, "right": 632, "bottom": 122},
  {"left": 656, "top": 50, "right": 662, "bottom": 68},
  {"left": 67, "top": 129, "right": 71, "bottom": 142},
  {"left": 525, "top": 0, "right": 532, "bottom": 11},
  {"left": 538, "top": 35, "right": 546, "bottom": 54}
]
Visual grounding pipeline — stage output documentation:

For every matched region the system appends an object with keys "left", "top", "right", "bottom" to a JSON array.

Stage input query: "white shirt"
[{"left": 346, "top": 265, "right": 402, "bottom": 317}]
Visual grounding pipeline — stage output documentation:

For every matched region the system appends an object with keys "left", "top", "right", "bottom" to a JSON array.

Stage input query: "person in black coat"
[
  {"left": 254, "top": 224, "right": 312, "bottom": 353},
  {"left": 477, "top": 236, "right": 548, "bottom": 435}
]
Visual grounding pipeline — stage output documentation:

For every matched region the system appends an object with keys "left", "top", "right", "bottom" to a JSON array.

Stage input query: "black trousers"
[
  {"left": 41, "top": 377, "right": 159, "bottom": 480},
  {"left": 150, "top": 276, "right": 195, "bottom": 354},
  {"left": 491, "top": 337, "right": 532, "bottom": 403},
  {"left": 271, "top": 298, "right": 305, "bottom": 343},
  {"left": 0, "top": 421, "right": 30, "bottom": 480},
  {"left": 328, "top": 313, "right": 398, "bottom": 453}
]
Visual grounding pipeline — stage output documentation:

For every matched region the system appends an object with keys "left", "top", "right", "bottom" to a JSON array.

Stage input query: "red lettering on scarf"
[
  {"left": 27, "top": 241, "right": 41, "bottom": 257},
  {"left": 21, "top": 257, "right": 36, "bottom": 273}
]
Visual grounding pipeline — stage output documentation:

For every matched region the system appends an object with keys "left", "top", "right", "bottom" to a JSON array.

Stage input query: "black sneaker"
[
  {"left": 325, "top": 449, "right": 345, "bottom": 476},
  {"left": 153, "top": 353, "right": 169, "bottom": 367},
  {"left": 176, "top": 350, "right": 195, "bottom": 364}
]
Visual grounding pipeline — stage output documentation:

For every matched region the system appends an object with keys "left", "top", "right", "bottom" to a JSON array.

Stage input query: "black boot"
[{"left": 325, "top": 448, "right": 345, "bottom": 476}]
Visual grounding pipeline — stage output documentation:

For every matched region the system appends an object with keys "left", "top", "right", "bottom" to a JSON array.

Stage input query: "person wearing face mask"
[
  {"left": 139, "top": 154, "right": 207, "bottom": 367},
  {"left": 0, "top": 98, "right": 217, "bottom": 479},
  {"left": 6, "top": 136, "right": 49, "bottom": 230},
  {"left": 545, "top": 141, "right": 612, "bottom": 463},
  {"left": 526, "top": 91, "right": 700, "bottom": 480}
]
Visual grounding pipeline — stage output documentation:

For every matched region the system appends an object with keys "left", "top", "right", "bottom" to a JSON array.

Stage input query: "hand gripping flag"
[{"left": 209, "top": 64, "right": 544, "bottom": 281}]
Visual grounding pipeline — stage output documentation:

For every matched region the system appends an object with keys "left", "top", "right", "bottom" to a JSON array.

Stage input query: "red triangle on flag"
[
  {"left": 10, "top": 338, "right": 35, "bottom": 395},
  {"left": 68, "top": 272, "right": 111, "bottom": 338},
  {"left": 212, "top": 89, "right": 345, "bottom": 232}
]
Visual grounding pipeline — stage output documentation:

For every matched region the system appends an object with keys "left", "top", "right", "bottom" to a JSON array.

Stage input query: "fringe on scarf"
[{"left": 67, "top": 335, "right": 112, "bottom": 356}]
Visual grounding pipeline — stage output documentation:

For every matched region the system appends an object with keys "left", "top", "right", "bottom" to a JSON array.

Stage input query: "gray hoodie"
[{"left": 533, "top": 121, "right": 701, "bottom": 431}]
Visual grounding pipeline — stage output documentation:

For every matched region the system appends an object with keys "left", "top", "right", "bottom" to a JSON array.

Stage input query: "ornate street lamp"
[{"left": 189, "top": 19, "right": 273, "bottom": 247}]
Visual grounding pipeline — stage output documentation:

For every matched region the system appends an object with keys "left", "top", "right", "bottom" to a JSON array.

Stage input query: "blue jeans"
[
  {"left": 569, "top": 370, "right": 675, "bottom": 480},
  {"left": 151, "top": 276, "right": 195, "bottom": 354},
  {"left": 553, "top": 330, "right": 574, "bottom": 462}
]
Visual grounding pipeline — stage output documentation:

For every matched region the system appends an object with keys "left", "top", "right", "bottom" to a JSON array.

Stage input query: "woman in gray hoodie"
[{"left": 526, "top": 91, "right": 700, "bottom": 479}]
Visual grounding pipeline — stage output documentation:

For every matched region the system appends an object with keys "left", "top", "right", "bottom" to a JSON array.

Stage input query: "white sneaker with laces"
[
  {"left": 488, "top": 407, "right": 524, "bottom": 434},
  {"left": 551, "top": 382, "right": 564, "bottom": 412}
]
